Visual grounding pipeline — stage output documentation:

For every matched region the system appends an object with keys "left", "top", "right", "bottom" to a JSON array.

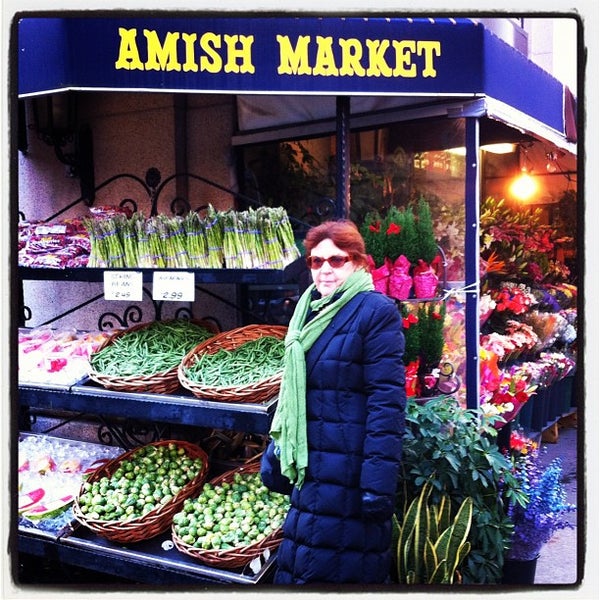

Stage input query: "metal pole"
[
  {"left": 335, "top": 96, "right": 351, "bottom": 219},
  {"left": 464, "top": 117, "right": 481, "bottom": 411}
]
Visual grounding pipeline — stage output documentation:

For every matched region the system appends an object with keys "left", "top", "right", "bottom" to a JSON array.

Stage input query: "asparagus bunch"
[
  {"left": 133, "top": 212, "right": 153, "bottom": 268},
  {"left": 183, "top": 211, "right": 210, "bottom": 268},
  {"left": 84, "top": 205, "right": 297, "bottom": 270},
  {"left": 204, "top": 205, "right": 224, "bottom": 269}
]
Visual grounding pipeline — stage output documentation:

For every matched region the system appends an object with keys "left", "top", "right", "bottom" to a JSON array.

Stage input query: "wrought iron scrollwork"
[
  {"left": 98, "top": 304, "right": 144, "bottom": 331},
  {"left": 97, "top": 417, "right": 170, "bottom": 450}
]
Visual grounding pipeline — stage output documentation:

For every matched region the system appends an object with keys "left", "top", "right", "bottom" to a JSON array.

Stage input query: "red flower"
[
  {"left": 369, "top": 221, "right": 381, "bottom": 234},
  {"left": 402, "top": 313, "right": 419, "bottom": 328},
  {"left": 432, "top": 311, "right": 442, "bottom": 320},
  {"left": 386, "top": 222, "right": 401, "bottom": 235}
]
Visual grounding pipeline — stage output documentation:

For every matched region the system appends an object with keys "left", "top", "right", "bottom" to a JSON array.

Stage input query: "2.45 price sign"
[{"left": 103, "top": 271, "right": 143, "bottom": 301}]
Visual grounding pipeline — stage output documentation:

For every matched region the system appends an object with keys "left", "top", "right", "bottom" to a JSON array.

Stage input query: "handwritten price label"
[
  {"left": 152, "top": 272, "right": 195, "bottom": 302},
  {"left": 103, "top": 271, "right": 143, "bottom": 301}
]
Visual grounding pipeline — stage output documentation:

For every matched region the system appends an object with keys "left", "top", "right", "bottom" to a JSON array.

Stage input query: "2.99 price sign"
[{"left": 152, "top": 272, "right": 195, "bottom": 302}]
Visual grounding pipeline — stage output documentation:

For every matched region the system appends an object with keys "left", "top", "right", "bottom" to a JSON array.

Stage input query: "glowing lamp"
[{"left": 510, "top": 171, "right": 538, "bottom": 201}]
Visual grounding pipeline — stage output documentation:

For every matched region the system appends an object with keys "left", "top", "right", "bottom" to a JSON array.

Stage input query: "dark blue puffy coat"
[{"left": 262, "top": 291, "right": 406, "bottom": 585}]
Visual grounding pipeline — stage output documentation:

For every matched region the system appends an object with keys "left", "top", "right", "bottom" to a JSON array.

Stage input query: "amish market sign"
[
  {"left": 114, "top": 28, "right": 441, "bottom": 79},
  {"left": 17, "top": 16, "right": 485, "bottom": 96}
]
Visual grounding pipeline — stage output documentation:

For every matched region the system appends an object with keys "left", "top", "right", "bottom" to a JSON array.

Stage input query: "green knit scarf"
[{"left": 269, "top": 268, "right": 374, "bottom": 488}]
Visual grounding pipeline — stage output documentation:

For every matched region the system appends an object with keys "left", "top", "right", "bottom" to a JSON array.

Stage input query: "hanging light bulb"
[
  {"left": 510, "top": 169, "right": 538, "bottom": 201},
  {"left": 509, "top": 143, "right": 538, "bottom": 201},
  {"left": 546, "top": 151, "right": 558, "bottom": 173}
]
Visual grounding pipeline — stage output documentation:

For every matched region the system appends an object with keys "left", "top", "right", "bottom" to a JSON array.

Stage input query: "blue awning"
[{"left": 16, "top": 15, "right": 576, "bottom": 147}]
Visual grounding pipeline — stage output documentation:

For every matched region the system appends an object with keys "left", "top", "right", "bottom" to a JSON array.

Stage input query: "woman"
[{"left": 261, "top": 219, "right": 406, "bottom": 585}]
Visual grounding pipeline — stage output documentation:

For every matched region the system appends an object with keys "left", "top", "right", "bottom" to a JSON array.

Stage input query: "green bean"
[
  {"left": 90, "top": 320, "right": 214, "bottom": 377},
  {"left": 183, "top": 336, "right": 285, "bottom": 387}
]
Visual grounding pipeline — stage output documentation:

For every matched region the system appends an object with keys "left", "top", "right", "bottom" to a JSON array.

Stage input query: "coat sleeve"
[
  {"left": 359, "top": 298, "right": 406, "bottom": 502},
  {"left": 260, "top": 439, "right": 294, "bottom": 496}
]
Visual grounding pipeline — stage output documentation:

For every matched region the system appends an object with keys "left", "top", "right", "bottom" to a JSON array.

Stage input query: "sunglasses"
[{"left": 306, "top": 255, "right": 352, "bottom": 269}]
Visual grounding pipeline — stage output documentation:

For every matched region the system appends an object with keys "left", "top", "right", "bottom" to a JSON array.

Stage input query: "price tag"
[
  {"left": 152, "top": 271, "right": 195, "bottom": 302},
  {"left": 103, "top": 271, "right": 143, "bottom": 301}
]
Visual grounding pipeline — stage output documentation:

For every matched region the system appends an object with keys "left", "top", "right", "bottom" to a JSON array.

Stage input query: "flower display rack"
[{"left": 516, "top": 374, "right": 576, "bottom": 434}]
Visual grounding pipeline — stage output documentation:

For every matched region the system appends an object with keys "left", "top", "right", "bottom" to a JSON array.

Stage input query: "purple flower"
[{"left": 506, "top": 452, "right": 575, "bottom": 561}]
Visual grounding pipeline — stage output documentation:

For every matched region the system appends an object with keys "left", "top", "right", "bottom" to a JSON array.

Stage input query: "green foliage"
[
  {"left": 415, "top": 197, "right": 439, "bottom": 264},
  {"left": 361, "top": 200, "right": 435, "bottom": 267},
  {"left": 398, "top": 397, "right": 524, "bottom": 584},
  {"left": 360, "top": 211, "right": 387, "bottom": 267},
  {"left": 417, "top": 301, "right": 446, "bottom": 370},
  {"left": 398, "top": 207, "right": 420, "bottom": 264},
  {"left": 394, "top": 482, "right": 473, "bottom": 584},
  {"left": 399, "top": 303, "right": 421, "bottom": 365},
  {"left": 383, "top": 205, "right": 408, "bottom": 262}
]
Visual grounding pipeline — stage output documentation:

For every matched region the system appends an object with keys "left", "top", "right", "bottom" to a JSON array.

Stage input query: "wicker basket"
[
  {"left": 172, "top": 460, "right": 285, "bottom": 569},
  {"left": 178, "top": 324, "right": 287, "bottom": 403},
  {"left": 88, "top": 319, "right": 219, "bottom": 394},
  {"left": 72, "top": 440, "right": 209, "bottom": 544}
]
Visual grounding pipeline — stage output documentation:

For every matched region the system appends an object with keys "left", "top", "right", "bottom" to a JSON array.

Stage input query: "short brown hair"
[{"left": 303, "top": 220, "right": 369, "bottom": 270}]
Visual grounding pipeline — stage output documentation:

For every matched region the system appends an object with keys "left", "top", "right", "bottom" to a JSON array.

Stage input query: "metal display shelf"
[
  {"left": 19, "top": 260, "right": 305, "bottom": 285},
  {"left": 19, "top": 380, "right": 278, "bottom": 434},
  {"left": 18, "top": 524, "right": 277, "bottom": 585}
]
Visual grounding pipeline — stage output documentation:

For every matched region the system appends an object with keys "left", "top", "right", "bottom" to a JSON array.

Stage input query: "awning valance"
[{"left": 17, "top": 15, "right": 576, "bottom": 147}]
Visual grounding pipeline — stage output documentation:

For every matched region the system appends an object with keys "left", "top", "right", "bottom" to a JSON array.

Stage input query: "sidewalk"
[{"left": 534, "top": 418, "right": 579, "bottom": 585}]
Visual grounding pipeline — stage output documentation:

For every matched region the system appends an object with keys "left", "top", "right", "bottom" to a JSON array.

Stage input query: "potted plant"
[
  {"left": 502, "top": 430, "right": 575, "bottom": 583},
  {"left": 360, "top": 198, "right": 441, "bottom": 299},
  {"left": 398, "top": 396, "right": 526, "bottom": 584},
  {"left": 400, "top": 303, "right": 420, "bottom": 397},
  {"left": 417, "top": 301, "right": 446, "bottom": 396},
  {"left": 392, "top": 482, "right": 473, "bottom": 584}
]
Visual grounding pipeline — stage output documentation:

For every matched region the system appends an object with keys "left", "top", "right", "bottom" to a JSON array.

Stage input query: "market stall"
[{"left": 13, "top": 13, "right": 579, "bottom": 585}]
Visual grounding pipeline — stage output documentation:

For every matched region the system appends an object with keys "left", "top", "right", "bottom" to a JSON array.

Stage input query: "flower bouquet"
[
  {"left": 480, "top": 293, "right": 497, "bottom": 327},
  {"left": 505, "top": 433, "right": 575, "bottom": 561},
  {"left": 479, "top": 352, "right": 538, "bottom": 426},
  {"left": 490, "top": 283, "right": 538, "bottom": 316}
]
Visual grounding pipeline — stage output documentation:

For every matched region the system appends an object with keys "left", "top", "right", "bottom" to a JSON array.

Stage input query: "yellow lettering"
[
  {"left": 392, "top": 40, "right": 417, "bottom": 77},
  {"left": 365, "top": 39, "right": 392, "bottom": 77},
  {"left": 143, "top": 30, "right": 181, "bottom": 72},
  {"left": 181, "top": 32, "right": 198, "bottom": 72},
  {"left": 312, "top": 36, "right": 339, "bottom": 76},
  {"left": 223, "top": 34, "right": 255, "bottom": 74},
  {"left": 338, "top": 38, "right": 365, "bottom": 76},
  {"left": 417, "top": 41, "right": 441, "bottom": 77},
  {"left": 277, "top": 35, "right": 312, "bottom": 75},
  {"left": 114, "top": 28, "right": 144, "bottom": 70},
  {"left": 199, "top": 32, "right": 222, "bottom": 73}
]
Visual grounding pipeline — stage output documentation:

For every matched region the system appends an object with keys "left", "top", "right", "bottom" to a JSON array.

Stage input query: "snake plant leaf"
[
  {"left": 444, "top": 497, "right": 473, "bottom": 576},
  {"left": 436, "top": 494, "right": 452, "bottom": 533},
  {"left": 429, "top": 505, "right": 439, "bottom": 541},
  {"left": 424, "top": 538, "right": 437, "bottom": 581},
  {"left": 412, "top": 484, "right": 433, "bottom": 582},
  {"left": 428, "top": 557, "right": 450, "bottom": 584}
]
